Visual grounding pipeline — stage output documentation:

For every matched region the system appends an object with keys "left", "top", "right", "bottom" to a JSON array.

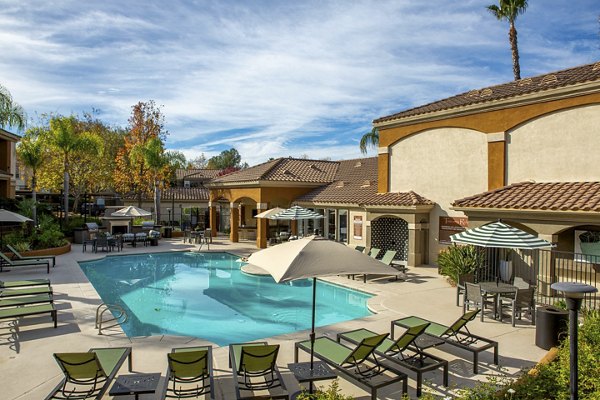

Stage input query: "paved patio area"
[{"left": 1, "top": 236, "right": 548, "bottom": 399}]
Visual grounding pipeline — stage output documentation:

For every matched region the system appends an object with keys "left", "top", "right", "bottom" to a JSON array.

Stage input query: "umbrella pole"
[{"left": 309, "top": 276, "right": 317, "bottom": 394}]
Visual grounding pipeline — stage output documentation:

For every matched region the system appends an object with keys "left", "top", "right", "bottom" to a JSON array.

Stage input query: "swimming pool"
[{"left": 79, "top": 252, "right": 372, "bottom": 346}]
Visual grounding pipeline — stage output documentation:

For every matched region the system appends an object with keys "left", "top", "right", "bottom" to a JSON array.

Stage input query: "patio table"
[{"left": 479, "top": 281, "right": 517, "bottom": 320}]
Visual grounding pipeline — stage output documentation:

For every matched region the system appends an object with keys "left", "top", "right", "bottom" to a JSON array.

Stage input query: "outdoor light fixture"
[{"left": 550, "top": 282, "right": 598, "bottom": 400}]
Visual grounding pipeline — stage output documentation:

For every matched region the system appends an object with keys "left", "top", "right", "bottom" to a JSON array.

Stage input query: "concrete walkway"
[{"left": 0, "top": 237, "right": 547, "bottom": 399}]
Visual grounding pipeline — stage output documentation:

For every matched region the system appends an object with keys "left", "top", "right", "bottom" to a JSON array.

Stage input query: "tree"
[
  {"left": 207, "top": 148, "right": 248, "bottom": 170},
  {"left": 16, "top": 129, "right": 45, "bottom": 224},
  {"left": 188, "top": 154, "right": 207, "bottom": 169},
  {"left": 45, "top": 116, "right": 100, "bottom": 222},
  {"left": 487, "top": 0, "right": 529, "bottom": 81},
  {"left": 359, "top": 127, "right": 379, "bottom": 154},
  {"left": 0, "top": 84, "right": 26, "bottom": 131},
  {"left": 114, "top": 100, "right": 168, "bottom": 207}
]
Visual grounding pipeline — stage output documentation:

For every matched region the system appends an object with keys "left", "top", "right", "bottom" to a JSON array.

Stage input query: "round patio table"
[{"left": 479, "top": 281, "right": 517, "bottom": 320}]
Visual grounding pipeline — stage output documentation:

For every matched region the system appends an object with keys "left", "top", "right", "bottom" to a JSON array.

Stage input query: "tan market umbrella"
[
  {"left": 111, "top": 206, "right": 152, "bottom": 217},
  {"left": 254, "top": 207, "right": 285, "bottom": 219},
  {"left": 246, "top": 235, "right": 399, "bottom": 386}
]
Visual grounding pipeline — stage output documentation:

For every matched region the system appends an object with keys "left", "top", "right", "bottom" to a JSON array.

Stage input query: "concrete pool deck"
[{"left": 1, "top": 237, "right": 547, "bottom": 399}]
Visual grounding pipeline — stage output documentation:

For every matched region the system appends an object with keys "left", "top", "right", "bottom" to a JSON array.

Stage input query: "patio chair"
[
  {"left": 391, "top": 309, "right": 499, "bottom": 374},
  {"left": 0, "top": 278, "right": 50, "bottom": 289},
  {"left": 0, "top": 252, "right": 50, "bottom": 274},
  {"left": 368, "top": 247, "right": 381, "bottom": 259},
  {"left": 512, "top": 276, "right": 533, "bottom": 289},
  {"left": 1, "top": 285, "right": 53, "bottom": 298},
  {"left": 121, "top": 233, "right": 135, "bottom": 247},
  {"left": 463, "top": 282, "right": 495, "bottom": 322},
  {"left": 499, "top": 287, "right": 536, "bottom": 327},
  {"left": 0, "top": 303, "right": 57, "bottom": 328},
  {"left": 94, "top": 236, "right": 110, "bottom": 253},
  {"left": 163, "top": 346, "right": 214, "bottom": 399},
  {"left": 456, "top": 273, "right": 475, "bottom": 306},
  {"left": 45, "top": 347, "right": 132, "bottom": 400},
  {"left": 337, "top": 323, "right": 448, "bottom": 397},
  {"left": 134, "top": 232, "right": 148, "bottom": 247},
  {"left": 0, "top": 293, "right": 53, "bottom": 308},
  {"left": 7, "top": 244, "right": 56, "bottom": 268},
  {"left": 355, "top": 246, "right": 366, "bottom": 253},
  {"left": 229, "top": 342, "right": 289, "bottom": 399},
  {"left": 295, "top": 334, "right": 408, "bottom": 400}
]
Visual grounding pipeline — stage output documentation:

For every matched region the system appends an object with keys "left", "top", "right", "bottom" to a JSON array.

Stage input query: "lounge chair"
[
  {"left": 7, "top": 244, "right": 56, "bottom": 268},
  {"left": 337, "top": 323, "right": 448, "bottom": 397},
  {"left": 45, "top": 347, "right": 132, "bottom": 400},
  {"left": 0, "top": 303, "right": 57, "bottom": 328},
  {"left": 368, "top": 248, "right": 381, "bottom": 259},
  {"left": 295, "top": 334, "right": 408, "bottom": 400},
  {"left": 0, "top": 278, "right": 50, "bottom": 289},
  {"left": 0, "top": 252, "right": 50, "bottom": 274},
  {"left": 135, "top": 232, "right": 148, "bottom": 247},
  {"left": 391, "top": 309, "right": 498, "bottom": 374},
  {"left": 0, "top": 293, "right": 53, "bottom": 308},
  {"left": 229, "top": 342, "right": 289, "bottom": 399},
  {"left": 1, "top": 285, "right": 53, "bottom": 298},
  {"left": 359, "top": 250, "right": 405, "bottom": 283},
  {"left": 162, "top": 346, "right": 214, "bottom": 399}
]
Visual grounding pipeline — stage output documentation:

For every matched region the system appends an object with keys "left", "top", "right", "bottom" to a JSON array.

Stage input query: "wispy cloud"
[{"left": 0, "top": 0, "right": 598, "bottom": 165}]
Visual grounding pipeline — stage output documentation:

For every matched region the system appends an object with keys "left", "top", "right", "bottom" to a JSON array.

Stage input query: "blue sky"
[{"left": 1, "top": 1, "right": 598, "bottom": 165}]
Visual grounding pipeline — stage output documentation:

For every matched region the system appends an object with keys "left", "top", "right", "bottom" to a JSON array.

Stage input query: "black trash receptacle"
[
  {"left": 535, "top": 306, "right": 569, "bottom": 350},
  {"left": 163, "top": 227, "right": 172, "bottom": 238}
]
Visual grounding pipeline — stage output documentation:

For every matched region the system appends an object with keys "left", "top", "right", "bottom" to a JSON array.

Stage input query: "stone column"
[
  {"left": 256, "top": 203, "right": 268, "bottom": 249},
  {"left": 209, "top": 201, "right": 217, "bottom": 238},
  {"left": 230, "top": 202, "right": 239, "bottom": 242},
  {"left": 407, "top": 223, "right": 428, "bottom": 267}
]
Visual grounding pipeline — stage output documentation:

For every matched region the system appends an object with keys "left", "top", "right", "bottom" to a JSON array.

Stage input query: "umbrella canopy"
[
  {"left": 450, "top": 221, "right": 552, "bottom": 249},
  {"left": 269, "top": 205, "right": 324, "bottom": 220},
  {"left": 254, "top": 207, "right": 286, "bottom": 219},
  {"left": 111, "top": 206, "right": 151, "bottom": 217},
  {"left": 246, "top": 235, "right": 399, "bottom": 386},
  {"left": 0, "top": 209, "right": 33, "bottom": 223}
]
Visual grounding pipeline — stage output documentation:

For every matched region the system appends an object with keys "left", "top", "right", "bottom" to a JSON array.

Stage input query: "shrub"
[
  {"left": 29, "top": 214, "right": 68, "bottom": 250},
  {"left": 437, "top": 244, "right": 485, "bottom": 285},
  {"left": 62, "top": 216, "right": 102, "bottom": 237},
  {"left": 296, "top": 380, "right": 355, "bottom": 400}
]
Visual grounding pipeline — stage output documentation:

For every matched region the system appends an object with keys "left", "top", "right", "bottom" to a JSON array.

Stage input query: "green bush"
[
  {"left": 437, "top": 244, "right": 485, "bottom": 285},
  {"left": 62, "top": 216, "right": 102, "bottom": 237},
  {"left": 29, "top": 214, "right": 68, "bottom": 250},
  {"left": 296, "top": 380, "right": 355, "bottom": 400}
]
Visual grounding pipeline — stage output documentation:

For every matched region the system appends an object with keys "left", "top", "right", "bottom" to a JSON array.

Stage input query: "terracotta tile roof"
[
  {"left": 211, "top": 158, "right": 339, "bottom": 184},
  {"left": 375, "top": 61, "right": 600, "bottom": 124},
  {"left": 121, "top": 186, "right": 210, "bottom": 202},
  {"left": 296, "top": 157, "right": 434, "bottom": 207},
  {"left": 453, "top": 182, "right": 600, "bottom": 212},
  {"left": 176, "top": 168, "right": 221, "bottom": 181}
]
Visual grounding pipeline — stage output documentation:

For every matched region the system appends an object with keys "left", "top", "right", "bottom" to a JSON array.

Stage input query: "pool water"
[{"left": 79, "top": 252, "right": 372, "bottom": 346}]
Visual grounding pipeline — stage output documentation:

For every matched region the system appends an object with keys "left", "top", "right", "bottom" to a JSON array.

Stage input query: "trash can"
[
  {"left": 163, "top": 227, "right": 172, "bottom": 238},
  {"left": 535, "top": 306, "right": 569, "bottom": 350}
]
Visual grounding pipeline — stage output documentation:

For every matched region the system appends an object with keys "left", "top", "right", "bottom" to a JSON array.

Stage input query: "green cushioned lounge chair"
[
  {"left": 7, "top": 244, "right": 56, "bottom": 267},
  {"left": 0, "top": 293, "right": 53, "bottom": 308},
  {"left": 0, "top": 303, "right": 57, "bottom": 328},
  {"left": 164, "top": 346, "right": 214, "bottom": 399},
  {"left": 1, "top": 285, "right": 53, "bottom": 298},
  {"left": 0, "top": 252, "right": 50, "bottom": 274},
  {"left": 0, "top": 278, "right": 50, "bottom": 289},
  {"left": 338, "top": 323, "right": 448, "bottom": 396},
  {"left": 391, "top": 309, "right": 498, "bottom": 374},
  {"left": 359, "top": 250, "right": 405, "bottom": 283},
  {"left": 295, "top": 334, "right": 408, "bottom": 400},
  {"left": 229, "top": 342, "right": 289, "bottom": 399},
  {"left": 368, "top": 248, "right": 381, "bottom": 259},
  {"left": 45, "top": 347, "right": 132, "bottom": 400}
]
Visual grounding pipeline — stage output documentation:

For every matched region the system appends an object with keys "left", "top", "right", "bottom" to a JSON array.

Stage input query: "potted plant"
[
  {"left": 499, "top": 248, "right": 514, "bottom": 282},
  {"left": 437, "top": 244, "right": 485, "bottom": 285}
]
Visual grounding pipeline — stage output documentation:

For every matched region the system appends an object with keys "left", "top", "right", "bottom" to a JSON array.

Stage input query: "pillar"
[
  {"left": 537, "top": 233, "right": 558, "bottom": 296},
  {"left": 256, "top": 203, "right": 268, "bottom": 249},
  {"left": 291, "top": 220, "right": 298, "bottom": 236},
  {"left": 230, "top": 202, "right": 239, "bottom": 242},
  {"left": 209, "top": 202, "right": 217, "bottom": 238},
  {"left": 487, "top": 132, "right": 506, "bottom": 191},
  {"left": 407, "top": 223, "right": 428, "bottom": 268}
]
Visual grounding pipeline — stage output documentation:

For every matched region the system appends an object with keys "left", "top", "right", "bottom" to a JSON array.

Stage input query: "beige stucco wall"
[
  {"left": 507, "top": 104, "right": 600, "bottom": 183},
  {"left": 348, "top": 209, "right": 368, "bottom": 247},
  {"left": 389, "top": 127, "right": 488, "bottom": 262}
]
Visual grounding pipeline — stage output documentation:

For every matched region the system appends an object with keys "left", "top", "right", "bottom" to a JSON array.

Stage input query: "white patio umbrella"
[
  {"left": 450, "top": 221, "right": 552, "bottom": 249},
  {"left": 245, "top": 235, "right": 399, "bottom": 383},
  {"left": 111, "top": 206, "right": 152, "bottom": 218},
  {"left": 0, "top": 209, "right": 33, "bottom": 248},
  {"left": 254, "top": 207, "right": 285, "bottom": 219},
  {"left": 269, "top": 205, "right": 324, "bottom": 220}
]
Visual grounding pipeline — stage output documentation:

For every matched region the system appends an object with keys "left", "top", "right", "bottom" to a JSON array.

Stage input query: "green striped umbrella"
[
  {"left": 269, "top": 205, "right": 324, "bottom": 220},
  {"left": 450, "top": 221, "right": 552, "bottom": 249}
]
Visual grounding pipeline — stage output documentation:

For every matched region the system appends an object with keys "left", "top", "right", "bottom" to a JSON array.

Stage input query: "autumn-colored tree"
[{"left": 114, "top": 101, "right": 169, "bottom": 208}]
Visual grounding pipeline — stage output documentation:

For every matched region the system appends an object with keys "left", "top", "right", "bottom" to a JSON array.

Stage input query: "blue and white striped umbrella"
[
  {"left": 269, "top": 205, "right": 324, "bottom": 220},
  {"left": 450, "top": 221, "right": 552, "bottom": 249}
]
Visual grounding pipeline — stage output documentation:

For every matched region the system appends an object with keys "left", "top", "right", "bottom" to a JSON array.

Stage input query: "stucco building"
[{"left": 0, "top": 128, "right": 20, "bottom": 199}]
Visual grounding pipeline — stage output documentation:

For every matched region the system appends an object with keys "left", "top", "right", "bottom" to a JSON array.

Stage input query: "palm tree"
[
  {"left": 487, "top": 0, "right": 529, "bottom": 81},
  {"left": 0, "top": 84, "right": 26, "bottom": 131},
  {"left": 49, "top": 116, "right": 99, "bottom": 223},
  {"left": 16, "top": 131, "right": 44, "bottom": 224},
  {"left": 359, "top": 127, "right": 379, "bottom": 154}
]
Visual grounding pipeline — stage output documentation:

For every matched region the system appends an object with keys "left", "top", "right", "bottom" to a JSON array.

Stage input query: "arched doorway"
[{"left": 371, "top": 217, "right": 409, "bottom": 261}]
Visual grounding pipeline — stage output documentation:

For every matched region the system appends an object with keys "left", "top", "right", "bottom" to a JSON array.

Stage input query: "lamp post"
[
  {"left": 550, "top": 282, "right": 598, "bottom": 400},
  {"left": 167, "top": 208, "right": 171, "bottom": 227}
]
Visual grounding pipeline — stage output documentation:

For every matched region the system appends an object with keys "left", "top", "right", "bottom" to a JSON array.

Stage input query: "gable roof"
[
  {"left": 374, "top": 61, "right": 600, "bottom": 124},
  {"left": 453, "top": 181, "right": 600, "bottom": 213},
  {"left": 122, "top": 186, "right": 210, "bottom": 202},
  {"left": 296, "top": 157, "right": 434, "bottom": 207},
  {"left": 210, "top": 157, "right": 339, "bottom": 184},
  {"left": 176, "top": 168, "right": 221, "bottom": 181}
]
